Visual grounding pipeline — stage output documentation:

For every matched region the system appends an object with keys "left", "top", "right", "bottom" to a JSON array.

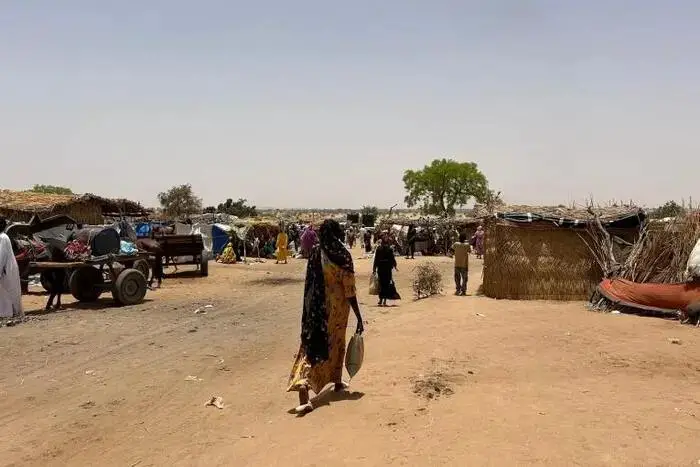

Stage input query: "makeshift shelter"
[
  {"left": 190, "top": 223, "right": 232, "bottom": 256},
  {"left": 482, "top": 205, "right": 645, "bottom": 301},
  {"left": 0, "top": 190, "right": 149, "bottom": 225},
  {"left": 588, "top": 211, "right": 700, "bottom": 285}
]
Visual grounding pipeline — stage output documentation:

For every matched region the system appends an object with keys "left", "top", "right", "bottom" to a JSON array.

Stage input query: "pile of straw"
[{"left": 584, "top": 213, "right": 700, "bottom": 283}]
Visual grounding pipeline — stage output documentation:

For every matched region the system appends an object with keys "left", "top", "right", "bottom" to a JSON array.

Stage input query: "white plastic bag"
[
  {"left": 687, "top": 238, "right": 700, "bottom": 280},
  {"left": 345, "top": 333, "right": 364, "bottom": 378},
  {"left": 369, "top": 273, "right": 379, "bottom": 295}
]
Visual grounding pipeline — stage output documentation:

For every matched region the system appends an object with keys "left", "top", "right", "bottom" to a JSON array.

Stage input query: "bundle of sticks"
[{"left": 581, "top": 211, "right": 700, "bottom": 283}]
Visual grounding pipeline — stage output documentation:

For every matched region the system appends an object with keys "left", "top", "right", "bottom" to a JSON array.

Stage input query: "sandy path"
[{"left": 2, "top": 252, "right": 700, "bottom": 466}]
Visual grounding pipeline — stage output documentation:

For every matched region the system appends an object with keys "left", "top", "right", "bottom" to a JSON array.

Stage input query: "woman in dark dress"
[
  {"left": 373, "top": 235, "right": 399, "bottom": 307},
  {"left": 406, "top": 225, "right": 417, "bottom": 259},
  {"left": 363, "top": 229, "right": 373, "bottom": 253}
]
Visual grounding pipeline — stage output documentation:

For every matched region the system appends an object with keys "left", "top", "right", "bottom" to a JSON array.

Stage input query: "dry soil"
[{"left": 2, "top": 250, "right": 700, "bottom": 466}]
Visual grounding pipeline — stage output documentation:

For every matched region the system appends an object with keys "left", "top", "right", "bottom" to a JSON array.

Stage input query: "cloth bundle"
[{"left": 64, "top": 240, "right": 91, "bottom": 261}]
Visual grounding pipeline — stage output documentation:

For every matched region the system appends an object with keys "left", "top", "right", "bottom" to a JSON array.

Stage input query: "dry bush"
[{"left": 412, "top": 262, "right": 443, "bottom": 299}]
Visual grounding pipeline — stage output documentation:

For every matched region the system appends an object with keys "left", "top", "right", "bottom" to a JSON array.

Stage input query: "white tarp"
[
  {"left": 687, "top": 237, "right": 700, "bottom": 279},
  {"left": 191, "top": 223, "right": 213, "bottom": 252},
  {"left": 174, "top": 222, "right": 192, "bottom": 235}
]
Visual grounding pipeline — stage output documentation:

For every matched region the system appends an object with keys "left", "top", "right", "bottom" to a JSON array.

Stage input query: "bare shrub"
[{"left": 412, "top": 262, "right": 443, "bottom": 299}]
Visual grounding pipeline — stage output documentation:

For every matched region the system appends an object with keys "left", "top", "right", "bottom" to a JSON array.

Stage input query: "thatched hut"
[
  {"left": 0, "top": 190, "right": 149, "bottom": 225},
  {"left": 482, "top": 205, "right": 645, "bottom": 301}
]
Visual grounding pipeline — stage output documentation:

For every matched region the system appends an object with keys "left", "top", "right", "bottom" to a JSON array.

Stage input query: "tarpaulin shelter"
[
  {"left": 190, "top": 223, "right": 233, "bottom": 256},
  {"left": 596, "top": 278, "right": 700, "bottom": 314}
]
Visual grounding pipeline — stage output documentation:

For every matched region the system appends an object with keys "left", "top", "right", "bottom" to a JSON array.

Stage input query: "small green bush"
[{"left": 412, "top": 262, "right": 443, "bottom": 299}]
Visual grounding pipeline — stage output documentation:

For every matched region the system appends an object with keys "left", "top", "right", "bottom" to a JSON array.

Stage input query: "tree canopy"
[
  {"left": 403, "top": 159, "right": 490, "bottom": 216},
  {"left": 361, "top": 205, "right": 379, "bottom": 217},
  {"left": 650, "top": 200, "right": 686, "bottom": 219},
  {"left": 157, "top": 184, "right": 202, "bottom": 219},
  {"left": 216, "top": 198, "right": 257, "bottom": 218},
  {"left": 30, "top": 184, "right": 73, "bottom": 195}
]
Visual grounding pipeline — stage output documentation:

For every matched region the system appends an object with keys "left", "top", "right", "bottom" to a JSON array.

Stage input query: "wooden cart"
[
  {"left": 154, "top": 234, "right": 208, "bottom": 277},
  {"left": 30, "top": 253, "right": 150, "bottom": 306}
]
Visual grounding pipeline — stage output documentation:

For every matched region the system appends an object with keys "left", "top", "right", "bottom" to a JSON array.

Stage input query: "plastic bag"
[
  {"left": 687, "top": 238, "right": 700, "bottom": 279},
  {"left": 345, "top": 333, "right": 364, "bottom": 378},
  {"left": 120, "top": 240, "right": 138, "bottom": 256},
  {"left": 369, "top": 273, "right": 379, "bottom": 295}
]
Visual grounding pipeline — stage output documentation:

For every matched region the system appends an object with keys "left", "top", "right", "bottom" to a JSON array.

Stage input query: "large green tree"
[
  {"left": 403, "top": 159, "right": 490, "bottom": 216},
  {"left": 217, "top": 198, "right": 257, "bottom": 218},
  {"left": 157, "top": 184, "right": 202, "bottom": 218},
  {"left": 361, "top": 205, "right": 379, "bottom": 217},
  {"left": 30, "top": 184, "right": 73, "bottom": 195},
  {"left": 651, "top": 200, "right": 686, "bottom": 219}
]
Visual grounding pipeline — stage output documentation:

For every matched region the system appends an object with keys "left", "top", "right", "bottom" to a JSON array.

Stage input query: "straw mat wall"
[
  {"left": 483, "top": 223, "right": 603, "bottom": 300},
  {"left": 0, "top": 190, "right": 148, "bottom": 224},
  {"left": 0, "top": 197, "right": 104, "bottom": 224}
]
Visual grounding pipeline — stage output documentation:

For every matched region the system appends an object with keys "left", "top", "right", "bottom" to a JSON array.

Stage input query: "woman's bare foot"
[
  {"left": 294, "top": 402, "right": 313, "bottom": 414},
  {"left": 334, "top": 381, "right": 349, "bottom": 392},
  {"left": 294, "top": 387, "right": 313, "bottom": 414}
]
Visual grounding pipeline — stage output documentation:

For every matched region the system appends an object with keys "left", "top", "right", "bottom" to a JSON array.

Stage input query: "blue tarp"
[
  {"left": 211, "top": 224, "right": 230, "bottom": 256},
  {"left": 135, "top": 222, "right": 152, "bottom": 238}
]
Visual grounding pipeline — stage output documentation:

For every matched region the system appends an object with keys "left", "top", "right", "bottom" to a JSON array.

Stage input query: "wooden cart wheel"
[
  {"left": 112, "top": 269, "right": 147, "bottom": 306},
  {"left": 200, "top": 255, "right": 209, "bottom": 277},
  {"left": 69, "top": 267, "right": 104, "bottom": 302},
  {"left": 133, "top": 259, "right": 150, "bottom": 280}
]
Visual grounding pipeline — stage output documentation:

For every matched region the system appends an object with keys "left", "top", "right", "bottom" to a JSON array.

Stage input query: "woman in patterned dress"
[
  {"left": 474, "top": 225, "right": 485, "bottom": 259},
  {"left": 287, "top": 219, "right": 364, "bottom": 414}
]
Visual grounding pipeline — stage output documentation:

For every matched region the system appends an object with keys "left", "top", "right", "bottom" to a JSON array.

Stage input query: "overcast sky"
[{"left": 1, "top": 1, "right": 698, "bottom": 209}]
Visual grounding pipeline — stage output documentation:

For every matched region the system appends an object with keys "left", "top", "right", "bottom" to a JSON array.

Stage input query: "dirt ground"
[{"left": 2, "top": 249, "right": 700, "bottom": 466}]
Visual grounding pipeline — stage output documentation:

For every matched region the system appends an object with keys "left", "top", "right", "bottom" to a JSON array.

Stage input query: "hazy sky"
[{"left": 1, "top": 1, "right": 698, "bottom": 209}]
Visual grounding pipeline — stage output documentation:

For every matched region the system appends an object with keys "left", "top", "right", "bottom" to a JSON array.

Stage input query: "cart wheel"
[
  {"left": 69, "top": 267, "right": 104, "bottom": 302},
  {"left": 112, "top": 269, "right": 147, "bottom": 306},
  {"left": 134, "top": 259, "right": 150, "bottom": 280},
  {"left": 200, "top": 256, "right": 209, "bottom": 277}
]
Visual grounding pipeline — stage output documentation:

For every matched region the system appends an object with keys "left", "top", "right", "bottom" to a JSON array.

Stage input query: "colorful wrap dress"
[{"left": 288, "top": 250, "right": 357, "bottom": 394}]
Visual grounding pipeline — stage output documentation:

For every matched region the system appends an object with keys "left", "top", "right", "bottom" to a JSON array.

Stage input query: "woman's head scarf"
[{"left": 318, "top": 219, "right": 353, "bottom": 273}]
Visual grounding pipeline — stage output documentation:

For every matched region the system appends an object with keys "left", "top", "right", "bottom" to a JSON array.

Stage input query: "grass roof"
[{"left": 0, "top": 190, "right": 149, "bottom": 216}]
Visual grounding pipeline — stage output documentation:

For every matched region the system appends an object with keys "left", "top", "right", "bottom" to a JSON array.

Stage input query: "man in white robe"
[{"left": 0, "top": 218, "right": 23, "bottom": 318}]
